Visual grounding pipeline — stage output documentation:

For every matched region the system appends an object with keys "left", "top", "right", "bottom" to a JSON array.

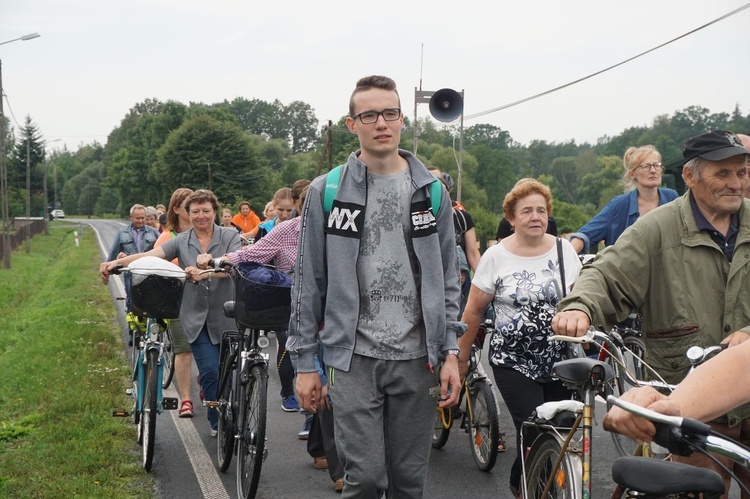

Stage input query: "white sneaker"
[{"left": 210, "top": 429, "right": 218, "bottom": 438}]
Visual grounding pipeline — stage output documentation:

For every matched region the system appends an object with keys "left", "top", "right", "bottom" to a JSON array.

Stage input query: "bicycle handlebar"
[
  {"left": 207, "top": 258, "right": 235, "bottom": 270},
  {"left": 606, "top": 395, "right": 750, "bottom": 462}
]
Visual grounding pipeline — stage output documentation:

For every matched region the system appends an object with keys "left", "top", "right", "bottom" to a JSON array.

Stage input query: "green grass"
[{"left": 0, "top": 227, "right": 154, "bottom": 498}]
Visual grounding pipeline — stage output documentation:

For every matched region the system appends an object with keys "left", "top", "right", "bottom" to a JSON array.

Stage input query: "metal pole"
[
  {"left": 25, "top": 136, "right": 30, "bottom": 253},
  {"left": 457, "top": 90, "right": 465, "bottom": 204},
  {"left": 0, "top": 59, "right": 10, "bottom": 268},
  {"left": 413, "top": 87, "right": 419, "bottom": 156},
  {"left": 43, "top": 156, "right": 49, "bottom": 235}
]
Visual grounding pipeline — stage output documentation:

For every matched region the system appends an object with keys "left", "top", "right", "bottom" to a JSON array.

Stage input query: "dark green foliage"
[
  {"left": 154, "top": 114, "right": 271, "bottom": 209},
  {"left": 8, "top": 98, "right": 746, "bottom": 248}
]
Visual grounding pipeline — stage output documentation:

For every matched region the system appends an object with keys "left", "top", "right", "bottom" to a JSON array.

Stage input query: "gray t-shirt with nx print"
[{"left": 354, "top": 168, "right": 427, "bottom": 360}]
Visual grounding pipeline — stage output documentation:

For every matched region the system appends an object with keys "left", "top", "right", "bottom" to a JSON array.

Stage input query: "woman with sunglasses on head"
[{"left": 569, "top": 145, "right": 679, "bottom": 254}]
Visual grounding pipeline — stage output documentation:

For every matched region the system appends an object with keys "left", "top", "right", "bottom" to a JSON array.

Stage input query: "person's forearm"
[
  {"left": 667, "top": 339, "right": 750, "bottom": 421},
  {"left": 570, "top": 237, "right": 584, "bottom": 254}
]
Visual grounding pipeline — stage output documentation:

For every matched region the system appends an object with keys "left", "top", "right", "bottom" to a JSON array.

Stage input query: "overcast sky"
[{"left": 1, "top": 1, "right": 748, "bottom": 154}]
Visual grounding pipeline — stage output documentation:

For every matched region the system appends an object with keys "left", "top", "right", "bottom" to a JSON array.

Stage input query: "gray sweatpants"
[{"left": 329, "top": 354, "right": 439, "bottom": 499}]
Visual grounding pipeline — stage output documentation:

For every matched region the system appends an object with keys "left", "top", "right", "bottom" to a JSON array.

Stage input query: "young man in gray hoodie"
[{"left": 290, "top": 75, "right": 464, "bottom": 498}]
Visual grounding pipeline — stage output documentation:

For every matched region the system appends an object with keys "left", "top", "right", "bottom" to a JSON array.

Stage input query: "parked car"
[{"left": 51, "top": 209, "right": 65, "bottom": 219}]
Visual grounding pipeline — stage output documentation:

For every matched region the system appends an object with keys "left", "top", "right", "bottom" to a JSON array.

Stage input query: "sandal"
[
  {"left": 498, "top": 433, "right": 507, "bottom": 452},
  {"left": 179, "top": 400, "right": 194, "bottom": 418}
]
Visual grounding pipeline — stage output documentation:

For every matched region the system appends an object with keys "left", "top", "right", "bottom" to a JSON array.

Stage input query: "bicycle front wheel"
[
  {"left": 431, "top": 406, "right": 452, "bottom": 449},
  {"left": 161, "top": 326, "right": 175, "bottom": 389},
  {"left": 237, "top": 364, "right": 268, "bottom": 499},
  {"left": 524, "top": 433, "right": 582, "bottom": 499},
  {"left": 140, "top": 348, "right": 159, "bottom": 472},
  {"left": 467, "top": 379, "right": 500, "bottom": 472},
  {"left": 217, "top": 335, "right": 238, "bottom": 472},
  {"left": 608, "top": 335, "right": 647, "bottom": 457}
]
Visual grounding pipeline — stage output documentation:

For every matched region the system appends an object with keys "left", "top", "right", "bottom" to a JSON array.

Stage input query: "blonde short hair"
[{"left": 621, "top": 145, "right": 661, "bottom": 191}]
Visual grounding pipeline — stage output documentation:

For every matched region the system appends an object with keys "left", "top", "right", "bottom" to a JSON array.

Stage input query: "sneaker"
[
  {"left": 282, "top": 395, "right": 300, "bottom": 412},
  {"left": 313, "top": 456, "right": 328, "bottom": 470},
  {"left": 210, "top": 429, "right": 218, "bottom": 438},
  {"left": 298, "top": 414, "right": 313, "bottom": 440}
]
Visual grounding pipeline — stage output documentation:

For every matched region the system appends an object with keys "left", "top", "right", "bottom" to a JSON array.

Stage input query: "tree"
[
  {"left": 576, "top": 156, "right": 623, "bottom": 209},
  {"left": 61, "top": 162, "right": 106, "bottom": 216},
  {"left": 9, "top": 116, "right": 45, "bottom": 195},
  {"left": 464, "top": 124, "right": 512, "bottom": 150},
  {"left": 154, "top": 114, "right": 272, "bottom": 209},
  {"left": 285, "top": 100, "right": 320, "bottom": 153},
  {"left": 104, "top": 100, "right": 188, "bottom": 212}
]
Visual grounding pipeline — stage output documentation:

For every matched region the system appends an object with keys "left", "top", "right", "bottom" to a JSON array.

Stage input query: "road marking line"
[
  {"left": 165, "top": 385, "right": 230, "bottom": 499},
  {"left": 91, "top": 222, "right": 229, "bottom": 499}
]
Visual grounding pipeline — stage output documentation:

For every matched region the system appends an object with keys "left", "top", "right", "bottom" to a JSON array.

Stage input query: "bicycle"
[
  {"left": 564, "top": 327, "right": 725, "bottom": 457},
  {"left": 126, "top": 312, "right": 175, "bottom": 390},
  {"left": 520, "top": 331, "right": 727, "bottom": 498},
  {"left": 205, "top": 259, "right": 291, "bottom": 499},
  {"left": 111, "top": 256, "right": 185, "bottom": 471},
  {"left": 607, "top": 395, "right": 750, "bottom": 498},
  {"left": 432, "top": 315, "right": 502, "bottom": 472}
]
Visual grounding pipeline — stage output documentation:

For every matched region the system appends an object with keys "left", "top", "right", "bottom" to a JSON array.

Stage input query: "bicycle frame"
[{"left": 134, "top": 318, "right": 167, "bottom": 415}]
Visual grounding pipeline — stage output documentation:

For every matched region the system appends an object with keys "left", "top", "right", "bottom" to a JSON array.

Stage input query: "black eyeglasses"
[
  {"left": 352, "top": 108, "right": 401, "bottom": 124},
  {"left": 638, "top": 162, "right": 664, "bottom": 172}
]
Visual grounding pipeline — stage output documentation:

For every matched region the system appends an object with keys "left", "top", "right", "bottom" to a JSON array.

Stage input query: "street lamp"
[
  {"left": 42, "top": 139, "right": 61, "bottom": 235},
  {"left": 1, "top": 32, "right": 41, "bottom": 268}
]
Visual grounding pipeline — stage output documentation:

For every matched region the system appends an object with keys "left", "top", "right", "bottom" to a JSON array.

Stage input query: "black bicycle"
[
  {"left": 205, "top": 259, "right": 291, "bottom": 499},
  {"left": 608, "top": 395, "right": 750, "bottom": 498},
  {"left": 432, "top": 314, "right": 501, "bottom": 472}
]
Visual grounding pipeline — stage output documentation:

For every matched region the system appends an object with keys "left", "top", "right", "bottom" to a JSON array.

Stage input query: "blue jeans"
[{"left": 190, "top": 325, "right": 219, "bottom": 430}]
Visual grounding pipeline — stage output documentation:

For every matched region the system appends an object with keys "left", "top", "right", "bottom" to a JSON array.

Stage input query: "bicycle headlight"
[{"left": 257, "top": 336, "right": 270, "bottom": 349}]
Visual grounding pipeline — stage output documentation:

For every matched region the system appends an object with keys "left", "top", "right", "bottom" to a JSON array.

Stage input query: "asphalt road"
[{"left": 75, "top": 217, "right": 713, "bottom": 499}]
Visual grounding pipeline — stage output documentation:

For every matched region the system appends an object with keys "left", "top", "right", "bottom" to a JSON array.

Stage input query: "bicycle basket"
[
  {"left": 234, "top": 261, "right": 292, "bottom": 330},
  {"left": 128, "top": 257, "right": 186, "bottom": 319}
]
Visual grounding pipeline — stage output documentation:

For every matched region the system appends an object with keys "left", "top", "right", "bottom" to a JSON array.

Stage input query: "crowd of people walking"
[{"left": 98, "top": 73, "right": 750, "bottom": 498}]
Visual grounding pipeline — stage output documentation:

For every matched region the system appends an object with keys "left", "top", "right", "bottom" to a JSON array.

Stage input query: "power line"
[
  {"left": 465, "top": 3, "right": 750, "bottom": 121},
  {"left": 1, "top": 92, "right": 21, "bottom": 128}
]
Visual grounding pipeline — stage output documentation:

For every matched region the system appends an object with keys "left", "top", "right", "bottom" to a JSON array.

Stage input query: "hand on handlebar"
[
  {"left": 722, "top": 330, "right": 750, "bottom": 348},
  {"left": 551, "top": 310, "right": 591, "bottom": 337},
  {"left": 99, "top": 261, "right": 120, "bottom": 285},
  {"left": 184, "top": 266, "right": 208, "bottom": 282},
  {"left": 603, "top": 387, "right": 671, "bottom": 444},
  {"left": 195, "top": 253, "right": 214, "bottom": 270}
]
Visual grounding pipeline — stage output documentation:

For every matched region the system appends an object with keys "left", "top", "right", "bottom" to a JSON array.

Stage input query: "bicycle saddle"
[
  {"left": 223, "top": 301, "right": 236, "bottom": 319},
  {"left": 612, "top": 456, "right": 724, "bottom": 495},
  {"left": 551, "top": 358, "right": 614, "bottom": 385}
]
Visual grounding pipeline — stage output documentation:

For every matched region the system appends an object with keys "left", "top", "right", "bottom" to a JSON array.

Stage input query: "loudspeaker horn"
[{"left": 428, "top": 88, "right": 463, "bottom": 122}]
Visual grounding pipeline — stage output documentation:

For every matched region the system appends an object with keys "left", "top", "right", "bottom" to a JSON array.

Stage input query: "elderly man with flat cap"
[{"left": 552, "top": 130, "right": 750, "bottom": 494}]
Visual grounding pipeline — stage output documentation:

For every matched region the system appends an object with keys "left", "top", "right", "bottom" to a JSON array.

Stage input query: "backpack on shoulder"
[{"left": 322, "top": 164, "right": 442, "bottom": 216}]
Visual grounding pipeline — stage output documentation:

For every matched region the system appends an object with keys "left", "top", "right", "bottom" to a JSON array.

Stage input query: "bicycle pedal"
[
  {"left": 162, "top": 397, "right": 179, "bottom": 410},
  {"left": 112, "top": 410, "right": 130, "bottom": 417},
  {"left": 204, "top": 401, "right": 219, "bottom": 408}
]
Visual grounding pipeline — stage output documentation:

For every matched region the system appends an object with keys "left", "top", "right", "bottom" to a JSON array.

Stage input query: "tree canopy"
[{"left": 4, "top": 95, "right": 749, "bottom": 249}]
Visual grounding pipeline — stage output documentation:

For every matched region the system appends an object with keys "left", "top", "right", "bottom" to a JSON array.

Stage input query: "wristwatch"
[{"left": 444, "top": 349, "right": 460, "bottom": 358}]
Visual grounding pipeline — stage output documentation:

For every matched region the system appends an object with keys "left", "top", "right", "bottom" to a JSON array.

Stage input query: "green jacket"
[{"left": 559, "top": 191, "right": 750, "bottom": 426}]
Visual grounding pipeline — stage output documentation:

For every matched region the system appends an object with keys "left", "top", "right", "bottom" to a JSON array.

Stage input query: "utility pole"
[
  {"left": 43, "top": 155, "right": 49, "bottom": 235},
  {"left": 25, "top": 136, "right": 30, "bottom": 253},
  {"left": 0, "top": 60, "right": 10, "bottom": 268}
]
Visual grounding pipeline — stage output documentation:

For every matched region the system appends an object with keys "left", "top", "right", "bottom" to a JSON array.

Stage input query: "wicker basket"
[{"left": 234, "top": 262, "right": 292, "bottom": 330}]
